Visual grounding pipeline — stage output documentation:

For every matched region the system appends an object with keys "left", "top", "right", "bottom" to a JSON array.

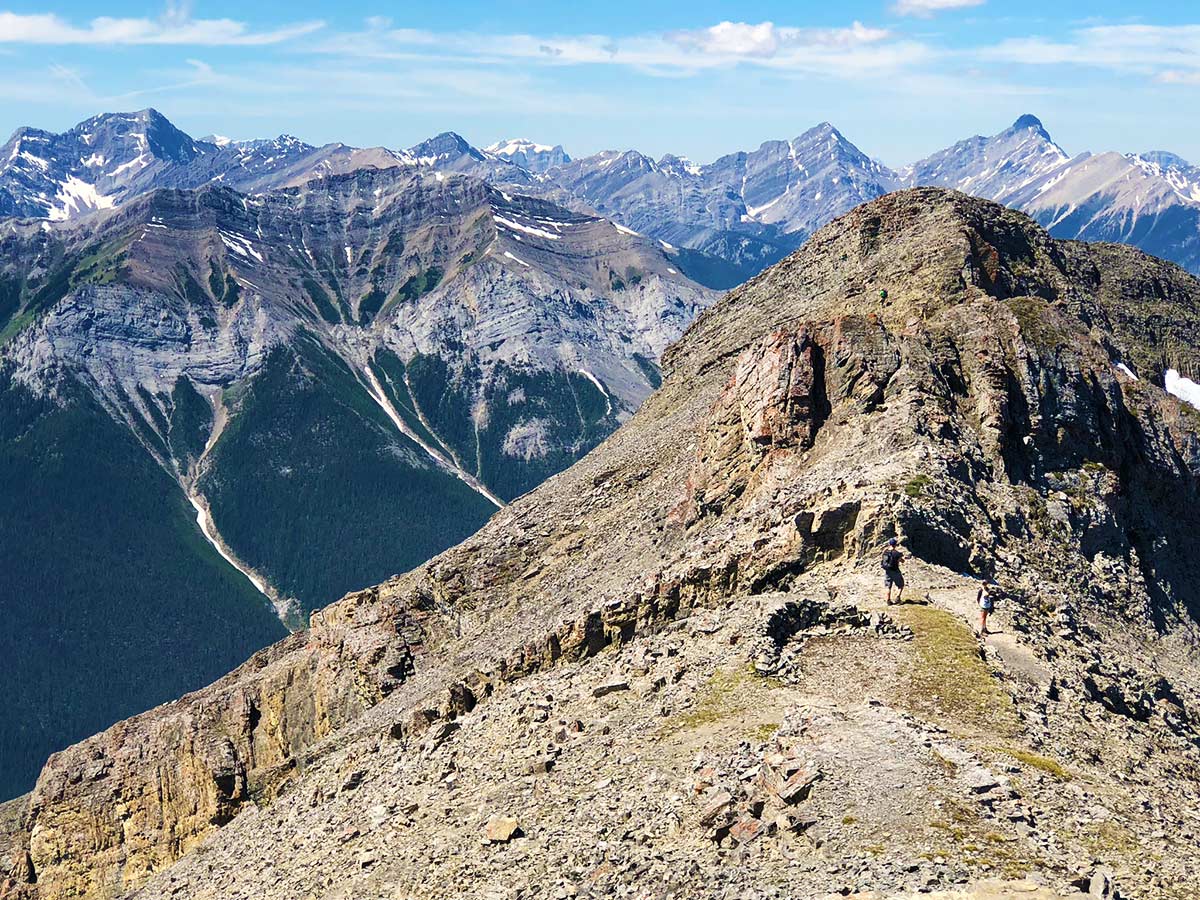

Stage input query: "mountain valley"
[{"left": 0, "top": 150, "right": 714, "bottom": 799}]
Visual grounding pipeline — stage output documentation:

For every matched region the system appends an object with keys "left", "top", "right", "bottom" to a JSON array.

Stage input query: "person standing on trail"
[
  {"left": 977, "top": 578, "right": 997, "bottom": 635},
  {"left": 881, "top": 537, "right": 904, "bottom": 605}
]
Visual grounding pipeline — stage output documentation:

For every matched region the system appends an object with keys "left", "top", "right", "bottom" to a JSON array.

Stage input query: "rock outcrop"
[
  {"left": 6, "top": 188, "right": 1200, "bottom": 899},
  {"left": 20, "top": 585, "right": 424, "bottom": 900}
]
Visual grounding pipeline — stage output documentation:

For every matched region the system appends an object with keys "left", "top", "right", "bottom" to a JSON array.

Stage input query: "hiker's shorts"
[{"left": 884, "top": 570, "right": 904, "bottom": 590}]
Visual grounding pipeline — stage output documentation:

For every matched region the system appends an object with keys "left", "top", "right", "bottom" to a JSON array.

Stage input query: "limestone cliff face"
[
  {"left": 7, "top": 189, "right": 1200, "bottom": 899},
  {"left": 0, "top": 161, "right": 718, "bottom": 804}
]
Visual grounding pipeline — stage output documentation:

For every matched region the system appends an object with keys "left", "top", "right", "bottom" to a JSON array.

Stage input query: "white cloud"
[
  {"left": 670, "top": 21, "right": 783, "bottom": 58},
  {"left": 667, "top": 20, "right": 892, "bottom": 59},
  {"left": 892, "top": 0, "right": 985, "bottom": 18},
  {"left": 0, "top": 11, "right": 323, "bottom": 46},
  {"left": 317, "top": 20, "right": 923, "bottom": 78}
]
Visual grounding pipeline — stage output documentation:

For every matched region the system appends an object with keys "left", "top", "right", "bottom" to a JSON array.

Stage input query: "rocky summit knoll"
[{"left": 5, "top": 187, "right": 1200, "bottom": 900}]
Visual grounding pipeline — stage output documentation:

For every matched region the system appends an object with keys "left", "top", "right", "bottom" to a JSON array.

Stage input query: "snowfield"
[{"left": 1165, "top": 369, "right": 1200, "bottom": 411}]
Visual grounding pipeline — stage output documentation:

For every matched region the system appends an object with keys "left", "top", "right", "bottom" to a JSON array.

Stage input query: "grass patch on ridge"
[
  {"left": 890, "top": 605, "right": 1022, "bottom": 740},
  {"left": 660, "top": 664, "right": 784, "bottom": 739}
]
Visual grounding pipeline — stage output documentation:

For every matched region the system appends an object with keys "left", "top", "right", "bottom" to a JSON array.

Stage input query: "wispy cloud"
[
  {"left": 0, "top": 62, "right": 97, "bottom": 102},
  {"left": 892, "top": 0, "right": 985, "bottom": 18},
  {"left": 92, "top": 56, "right": 623, "bottom": 123},
  {"left": 983, "top": 24, "right": 1200, "bottom": 81},
  {"left": 1160, "top": 70, "right": 1200, "bottom": 85},
  {"left": 316, "top": 19, "right": 928, "bottom": 77},
  {"left": 101, "top": 58, "right": 225, "bottom": 101},
  {"left": 0, "top": 10, "right": 323, "bottom": 46},
  {"left": 47, "top": 62, "right": 92, "bottom": 95}
]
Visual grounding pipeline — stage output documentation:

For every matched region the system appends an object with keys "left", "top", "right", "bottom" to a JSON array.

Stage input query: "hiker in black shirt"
[{"left": 881, "top": 537, "right": 904, "bottom": 605}]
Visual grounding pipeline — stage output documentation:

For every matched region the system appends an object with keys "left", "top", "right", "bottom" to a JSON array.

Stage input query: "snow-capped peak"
[
  {"left": 479, "top": 137, "right": 569, "bottom": 174},
  {"left": 658, "top": 154, "right": 703, "bottom": 177},
  {"left": 1128, "top": 152, "right": 1200, "bottom": 203},
  {"left": 487, "top": 138, "right": 555, "bottom": 156}
]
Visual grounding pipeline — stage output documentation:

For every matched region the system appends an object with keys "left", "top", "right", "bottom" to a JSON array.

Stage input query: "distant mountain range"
[
  {"left": 7, "top": 111, "right": 1200, "bottom": 282},
  {"left": 522, "top": 113, "right": 1200, "bottom": 278}
]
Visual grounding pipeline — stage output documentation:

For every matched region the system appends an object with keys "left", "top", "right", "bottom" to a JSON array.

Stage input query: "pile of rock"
[{"left": 692, "top": 738, "right": 821, "bottom": 847}]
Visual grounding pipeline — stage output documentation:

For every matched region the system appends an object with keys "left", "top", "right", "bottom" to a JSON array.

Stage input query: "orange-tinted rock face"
[
  {"left": 17, "top": 582, "right": 424, "bottom": 900},
  {"left": 733, "top": 327, "right": 824, "bottom": 450}
]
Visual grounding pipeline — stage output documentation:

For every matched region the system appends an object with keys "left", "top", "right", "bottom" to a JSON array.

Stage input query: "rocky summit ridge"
[{"left": 5, "top": 188, "right": 1200, "bottom": 900}]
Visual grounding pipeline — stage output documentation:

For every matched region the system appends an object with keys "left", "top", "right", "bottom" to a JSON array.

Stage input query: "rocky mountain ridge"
[
  {"left": 5, "top": 188, "right": 1200, "bottom": 899},
  {"left": 901, "top": 114, "right": 1071, "bottom": 203},
  {"left": 10, "top": 109, "right": 1200, "bottom": 286},
  {"left": 537, "top": 113, "right": 1200, "bottom": 279},
  {"left": 0, "top": 109, "right": 418, "bottom": 220}
]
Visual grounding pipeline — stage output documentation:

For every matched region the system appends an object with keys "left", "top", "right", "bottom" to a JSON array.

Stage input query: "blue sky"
[{"left": 2, "top": 1, "right": 1200, "bottom": 166}]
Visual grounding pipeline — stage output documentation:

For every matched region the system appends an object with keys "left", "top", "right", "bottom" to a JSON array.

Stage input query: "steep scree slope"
[{"left": 5, "top": 188, "right": 1200, "bottom": 899}]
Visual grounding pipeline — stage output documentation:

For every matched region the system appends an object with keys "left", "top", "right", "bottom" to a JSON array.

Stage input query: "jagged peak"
[
  {"left": 75, "top": 108, "right": 173, "bottom": 132},
  {"left": 134, "top": 107, "right": 169, "bottom": 123},
  {"left": 589, "top": 148, "right": 656, "bottom": 171},
  {"left": 270, "top": 134, "right": 312, "bottom": 150},
  {"left": 2, "top": 124, "right": 54, "bottom": 146},
  {"left": 410, "top": 131, "right": 478, "bottom": 156},
  {"left": 657, "top": 153, "right": 703, "bottom": 176},
  {"left": 793, "top": 121, "right": 846, "bottom": 144},
  {"left": 1007, "top": 114, "right": 1052, "bottom": 142}
]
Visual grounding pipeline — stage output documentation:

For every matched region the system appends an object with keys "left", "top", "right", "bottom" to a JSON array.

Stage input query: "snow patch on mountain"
[
  {"left": 220, "top": 231, "right": 263, "bottom": 263},
  {"left": 109, "top": 154, "right": 150, "bottom": 178},
  {"left": 48, "top": 177, "right": 115, "bottom": 220},
  {"left": 1166, "top": 369, "right": 1200, "bottom": 411},
  {"left": 578, "top": 368, "right": 613, "bottom": 416},
  {"left": 494, "top": 214, "right": 561, "bottom": 241},
  {"left": 488, "top": 139, "right": 554, "bottom": 156}
]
